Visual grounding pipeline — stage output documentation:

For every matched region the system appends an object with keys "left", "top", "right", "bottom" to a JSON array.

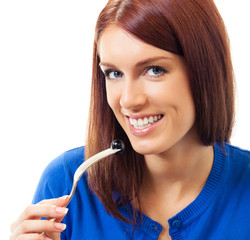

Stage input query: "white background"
[{"left": 0, "top": 1, "right": 249, "bottom": 238}]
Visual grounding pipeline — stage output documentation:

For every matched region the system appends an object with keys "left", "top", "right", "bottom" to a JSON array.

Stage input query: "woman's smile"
[
  {"left": 98, "top": 25, "right": 196, "bottom": 155},
  {"left": 128, "top": 114, "right": 163, "bottom": 129},
  {"left": 127, "top": 114, "right": 164, "bottom": 136}
]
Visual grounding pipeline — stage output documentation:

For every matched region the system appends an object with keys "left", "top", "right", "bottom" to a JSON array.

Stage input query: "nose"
[{"left": 119, "top": 78, "right": 147, "bottom": 111}]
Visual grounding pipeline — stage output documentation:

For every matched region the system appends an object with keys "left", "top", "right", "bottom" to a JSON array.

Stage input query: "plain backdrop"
[{"left": 0, "top": 0, "right": 249, "bottom": 238}]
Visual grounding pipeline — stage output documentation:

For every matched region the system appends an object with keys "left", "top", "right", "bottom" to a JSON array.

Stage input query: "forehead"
[{"left": 98, "top": 25, "right": 175, "bottom": 64}]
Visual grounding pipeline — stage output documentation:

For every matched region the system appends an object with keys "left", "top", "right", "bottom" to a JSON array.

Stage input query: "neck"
[{"left": 141, "top": 140, "right": 214, "bottom": 201}]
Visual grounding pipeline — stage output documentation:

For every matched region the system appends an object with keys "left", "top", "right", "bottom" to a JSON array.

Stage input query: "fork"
[
  {"left": 65, "top": 139, "right": 124, "bottom": 206},
  {"left": 41, "top": 139, "right": 124, "bottom": 234}
]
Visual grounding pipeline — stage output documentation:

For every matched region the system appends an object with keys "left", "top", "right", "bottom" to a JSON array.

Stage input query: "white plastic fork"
[{"left": 41, "top": 139, "right": 124, "bottom": 235}]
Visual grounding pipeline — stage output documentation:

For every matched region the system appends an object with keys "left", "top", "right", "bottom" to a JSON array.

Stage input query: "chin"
[{"left": 130, "top": 140, "right": 166, "bottom": 156}]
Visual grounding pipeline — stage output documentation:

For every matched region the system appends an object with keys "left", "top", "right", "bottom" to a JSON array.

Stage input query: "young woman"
[{"left": 10, "top": 0, "right": 250, "bottom": 239}]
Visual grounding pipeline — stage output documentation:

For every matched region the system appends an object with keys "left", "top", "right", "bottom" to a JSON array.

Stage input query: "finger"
[
  {"left": 11, "top": 204, "right": 68, "bottom": 232},
  {"left": 11, "top": 195, "right": 69, "bottom": 231},
  {"left": 40, "top": 195, "right": 70, "bottom": 223},
  {"left": 38, "top": 195, "right": 69, "bottom": 207},
  {"left": 10, "top": 233, "right": 50, "bottom": 240},
  {"left": 11, "top": 219, "right": 66, "bottom": 238}
]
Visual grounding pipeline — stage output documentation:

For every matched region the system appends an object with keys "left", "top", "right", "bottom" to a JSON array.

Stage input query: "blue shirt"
[{"left": 33, "top": 143, "right": 250, "bottom": 239}]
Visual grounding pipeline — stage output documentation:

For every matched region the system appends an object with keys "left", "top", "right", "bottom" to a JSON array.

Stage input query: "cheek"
[
  {"left": 175, "top": 80, "right": 195, "bottom": 115},
  {"left": 171, "top": 79, "right": 196, "bottom": 124},
  {"left": 154, "top": 75, "right": 195, "bottom": 119},
  {"left": 106, "top": 83, "right": 120, "bottom": 112}
]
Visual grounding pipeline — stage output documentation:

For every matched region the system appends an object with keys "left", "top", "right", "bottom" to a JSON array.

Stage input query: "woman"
[{"left": 10, "top": 0, "right": 250, "bottom": 239}]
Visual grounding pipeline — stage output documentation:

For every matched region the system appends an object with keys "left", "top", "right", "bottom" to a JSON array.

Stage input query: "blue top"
[{"left": 33, "top": 142, "right": 250, "bottom": 239}]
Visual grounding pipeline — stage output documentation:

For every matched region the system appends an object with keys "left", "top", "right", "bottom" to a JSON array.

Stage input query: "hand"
[{"left": 10, "top": 196, "right": 69, "bottom": 240}]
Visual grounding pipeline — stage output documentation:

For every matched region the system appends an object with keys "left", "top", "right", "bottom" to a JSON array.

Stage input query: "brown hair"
[{"left": 86, "top": 0, "right": 235, "bottom": 222}]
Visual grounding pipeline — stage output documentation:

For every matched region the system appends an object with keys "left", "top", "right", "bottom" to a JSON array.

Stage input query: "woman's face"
[{"left": 98, "top": 25, "right": 197, "bottom": 156}]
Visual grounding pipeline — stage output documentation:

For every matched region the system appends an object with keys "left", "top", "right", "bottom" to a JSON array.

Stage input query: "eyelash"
[
  {"left": 103, "top": 65, "right": 167, "bottom": 80},
  {"left": 145, "top": 65, "right": 167, "bottom": 78},
  {"left": 104, "top": 69, "right": 123, "bottom": 80}
]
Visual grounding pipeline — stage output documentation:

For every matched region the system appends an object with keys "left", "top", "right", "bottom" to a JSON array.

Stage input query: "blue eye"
[
  {"left": 147, "top": 66, "right": 166, "bottom": 77},
  {"left": 104, "top": 70, "right": 123, "bottom": 80}
]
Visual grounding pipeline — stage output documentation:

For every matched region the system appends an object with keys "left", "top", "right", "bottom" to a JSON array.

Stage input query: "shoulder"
[
  {"left": 33, "top": 146, "right": 85, "bottom": 203},
  {"left": 224, "top": 142, "right": 250, "bottom": 157},
  {"left": 223, "top": 142, "right": 250, "bottom": 169},
  {"left": 211, "top": 143, "right": 250, "bottom": 237},
  {"left": 216, "top": 142, "right": 250, "bottom": 190},
  {"left": 42, "top": 146, "right": 85, "bottom": 177}
]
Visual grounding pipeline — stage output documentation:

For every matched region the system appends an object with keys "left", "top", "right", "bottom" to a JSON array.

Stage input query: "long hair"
[{"left": 85, "top": 0, "right": 235, "bottom": 222}]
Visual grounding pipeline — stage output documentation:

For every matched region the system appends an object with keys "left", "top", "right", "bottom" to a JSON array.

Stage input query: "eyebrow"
[{"left": 99, "top": 56, "right": 171, "bottom": 68}]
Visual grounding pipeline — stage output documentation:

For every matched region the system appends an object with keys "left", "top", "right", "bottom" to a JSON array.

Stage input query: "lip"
[
  {"left": 125, "top": 113, "right": 162, "bottom": 119},
  {"left": 126, "top": 115, "right": 164, "bottom": 136}
]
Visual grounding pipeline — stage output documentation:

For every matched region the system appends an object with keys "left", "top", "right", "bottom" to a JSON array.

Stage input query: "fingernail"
[
  {"left": 60, "top": 195, "right": 68, "bottom": 200},
  {"left": 54, "top": 222, "right": 67, "bottom": 230},
  {"left": 44, "top": 237, "right": 53, "bottom": 240},
  {"left": 55, "top": 207, "right": 68, "bottom": 214}
]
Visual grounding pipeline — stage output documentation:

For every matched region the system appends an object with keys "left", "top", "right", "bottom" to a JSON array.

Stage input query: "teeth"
[
  {"left": 129, "top": 115, "right": 162, "bottom": 129},
  {"left": 133, "top": 119, "right": 137, "bottom": 127},
  {"left": 129, "top": 118, "right": 133, "bottom": 125},
  {"left": 148, "top": 116, "right": 154, "bottom": 123},
  {"left": 138, "top": 118, "right": 143, "bottom": 126}
]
